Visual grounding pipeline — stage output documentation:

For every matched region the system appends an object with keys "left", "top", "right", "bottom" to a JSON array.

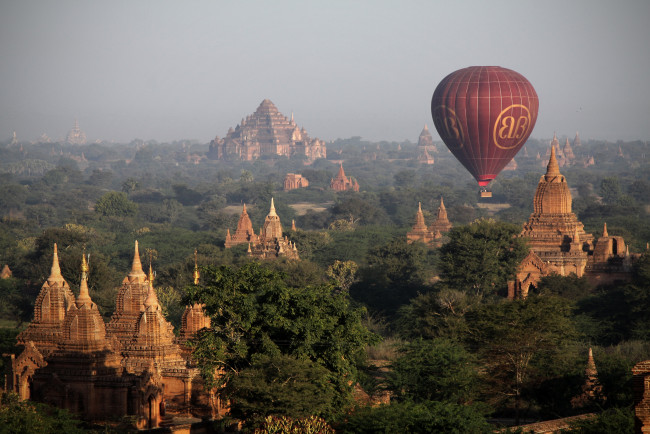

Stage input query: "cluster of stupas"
[
  {"left": 225, "top": 198, "right": 299, "bottom": 260},
  {"left": 509, "top": 146, "right": 639, "bottom": 298},
  {"left": 406, "top": 197, "right": 453, "bottom": 247},
  {"left": 330, "top": 163, "right": 359, "bottom": 192},
  {"left": 9, "top": 242, "right": 217, "bottom": 429},
  {"left": 207, "top": 99, "right": 326, "bottom": 161}
]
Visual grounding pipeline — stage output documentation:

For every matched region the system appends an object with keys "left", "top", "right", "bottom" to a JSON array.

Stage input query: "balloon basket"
[{"left": 479, "top": 189, "right": 492, "bottom": 198}]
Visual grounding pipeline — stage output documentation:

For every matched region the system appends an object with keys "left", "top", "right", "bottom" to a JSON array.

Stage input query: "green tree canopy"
[
  {"left": 94, "top": 191, "right": 138, "bottom": 217},
  {"left": 388, "top": 338, "right": 478, "bottom": 404},
  {"left": 439, "top": 219, "right": 528, "bottom": 298},
  {"left": 184, "top": 263, "right": 378, "bottom": 419},
  {"left": 465, "top": 295, "right": 577, "bottom": 424}
]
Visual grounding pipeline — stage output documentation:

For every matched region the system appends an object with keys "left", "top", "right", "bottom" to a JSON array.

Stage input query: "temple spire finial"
[
  {"left": 48, "top": 243, "right": 64, "bottom": 284},
  {"left": 269, "top": 197, "right": 277, "bottom": 217},
  {"left": 418, "top": 202, "right": 422, "bottom": 212},
  {"left": 603, "top": 222, "right": 608, "bottom": 238},
  {"left": 128, "top": 240, "right": 146, "bottom": 281},
  {"left": 440, "top": 196, "right": 446, "bottom": 210},
  {"left": 546, "top": 145, "right": 561, "bottom": 176},
  {"left": 193, "top": 249, "right": 200, "bottom": 285},
  {"left": 77, "top": 249, "right": 91, "bottom": 307}
]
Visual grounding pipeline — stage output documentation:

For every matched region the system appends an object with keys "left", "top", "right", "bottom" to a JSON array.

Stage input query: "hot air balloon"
[{"left": 431, "top": 66, "right": 538, "bottom": 197}]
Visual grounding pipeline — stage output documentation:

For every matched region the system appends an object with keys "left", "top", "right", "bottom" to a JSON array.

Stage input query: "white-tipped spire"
[
  {"left": 268, "top": 197, "right": 277, "bottom": 217},
  {"left": 48, "top": 243, "right": 65, "bottom": 284},
  {"left": 128, "top": 241, "right": 146, "bottom": 281}
]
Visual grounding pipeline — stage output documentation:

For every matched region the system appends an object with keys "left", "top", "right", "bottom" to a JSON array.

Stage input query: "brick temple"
[
  {"left": 509, "top": 146, "right": 638, "bottom": 298},
  {"left": 208, "top": 99, "right": 326, "bottom": 161},
  {"left": 9, "top": 242, "right": 219, "bottom": 429},
  {"left": 225, "top": 199, "right": 299, "bottom": 260},
  {"left": 330, "top": 163, "right": 359, "bottom": 192},
  {"left": 406, "top": 197, "right": 453, "bottom": 247}
]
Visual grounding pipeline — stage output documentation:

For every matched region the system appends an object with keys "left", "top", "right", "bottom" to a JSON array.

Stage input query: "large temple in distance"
[
  {"left": 9, "top": 242, "right": 219, "bottom": 429},
  {"left": 207, "top": 100, "right": 326, "bottom": 161}
]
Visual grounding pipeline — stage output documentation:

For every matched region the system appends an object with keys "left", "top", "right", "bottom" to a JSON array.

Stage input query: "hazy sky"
[{"left": 1, "top": 1, "right": 649, "bottom": 143}]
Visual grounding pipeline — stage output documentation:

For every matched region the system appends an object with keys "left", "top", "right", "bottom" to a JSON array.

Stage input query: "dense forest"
[{"left": 1, "top": 134, "right": 650, "bottom": 432}]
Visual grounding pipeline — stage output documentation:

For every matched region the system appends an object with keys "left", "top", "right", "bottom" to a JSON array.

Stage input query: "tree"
[
  {"left": 121, "top": 177, "right": 138, "bottom": 193},
  {"left": 439, "top": 219, "right": 528, "bottom": 298},
  {"left": 389, "top": 338, "right": 478, "bottom": 404},
  {"left": 95, "top": 191, "right": 138, "bottom": 217},
  {"left": 225, "top": 354, "right": 336, "bottom": 426},
  {"left": 352, "top": 239, "right": 431, "bottom": 317},
  {"left": 339, "top": 400, "right": 490, "bottom": 434},
  {"left": 327, "top": 260, "right": 358, "bottom": 292},
  {"left": 465, "top": 295, "right": 577, "bottom": 424},
  {"left": 600, "top": 177, "right": 622, "bottom": 204},
  {"left": 0, "top": 392, "right": 86, "bottom": 434},
  {"left": 184, "top": 263, "right": 378, "bottom": 419},
  {"left": 396, "top": 288, "right": 477, "bottom": 341}
]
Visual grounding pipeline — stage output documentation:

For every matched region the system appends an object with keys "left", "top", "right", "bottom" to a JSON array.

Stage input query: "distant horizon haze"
[{"left": 1, "top": 1, "right": 648, "bottom": 144}]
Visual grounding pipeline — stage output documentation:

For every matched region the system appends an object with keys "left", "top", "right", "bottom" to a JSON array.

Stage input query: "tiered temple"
[
  {"left": 208, "top": 100, "right": 326, "bottom": 161},
  {"left": 330, "top": 163, "right": 359, "bottom": 192},
  {"left": 10, "top": 243, "right": 219, "bottom": 429},
  {"left": 510, "top": 147, "right": 638, "bottom": 298},
  {"left": 417, "top": 125, "right": 436, "bottom": 164}
]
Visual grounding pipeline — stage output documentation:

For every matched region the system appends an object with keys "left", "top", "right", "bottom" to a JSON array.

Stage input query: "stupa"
[{"left": 330, "top": 163, "right": 359, "bottom": 192}]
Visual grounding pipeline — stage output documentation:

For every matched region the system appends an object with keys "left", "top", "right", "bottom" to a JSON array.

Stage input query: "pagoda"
[
  {"left": 429, "top": 197, "right": 453, "bottom": 234},
  {"left": 571, "top": 348, "right": 604, "bottom": 408},
  {"left": 330, "top": 163, "right": 359, "bottom": 192},
  {"left": 11, "top": 242, "right": 220, "bottom": 428},
  {"left": 510, "top": 147, "right": 638, "bottom": 298},
  {"left": 407, "top": 202, "right": 435, "bottom": 245},
  {"left": 511, "top": 146, "right": 592, "bottom": 298},
  {"left": 16, "top": 244, "right": 76, "bottom": 357},
  {"left": 417, "top": 124, "right": 437, "bottom": 152},
  {"left": 225, "top": 204, "right": 259, "bottom": 248},
  {"left": 66, "top": 119, "right": 87, "bottom": 145},
  {"left": 406, "top": 198, "right": 452, "bottom": 248},
  {"left": 208, "top": 99, "right": 326, "bottom": 161},
  {"left": 249, "top": 198, "right": 300, "bottom": 260}
]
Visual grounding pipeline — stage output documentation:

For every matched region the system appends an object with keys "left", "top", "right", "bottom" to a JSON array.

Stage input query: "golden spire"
[
  {"left": 291, "top": 219, "right": 296, "bottom": 231},
  {"left": 48, "top": 243, "right": 65, "bottom": 284},
  {"left": 602, "top": 222, "right": 608, "bottom": 238},
  {"left": 546, "top": 145, "right": 561, "bottom": 177},
  {"left": 128, "top": 240, "right": 146, "bottom": 280},
  {"left": 268, "top": 197, "right": 277, "bottom": 217},
  {"left": 193, "top": 249, "right": 200, "bottom": 285},
  {"left": 77, "top": 249, "right": 91, "bottom": 307},
  {"left": 439, "top": 196, "right": 446, "bottom": 211},
  {"left": 418, "top": 202, "right": 422, "bottom": 213}
]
